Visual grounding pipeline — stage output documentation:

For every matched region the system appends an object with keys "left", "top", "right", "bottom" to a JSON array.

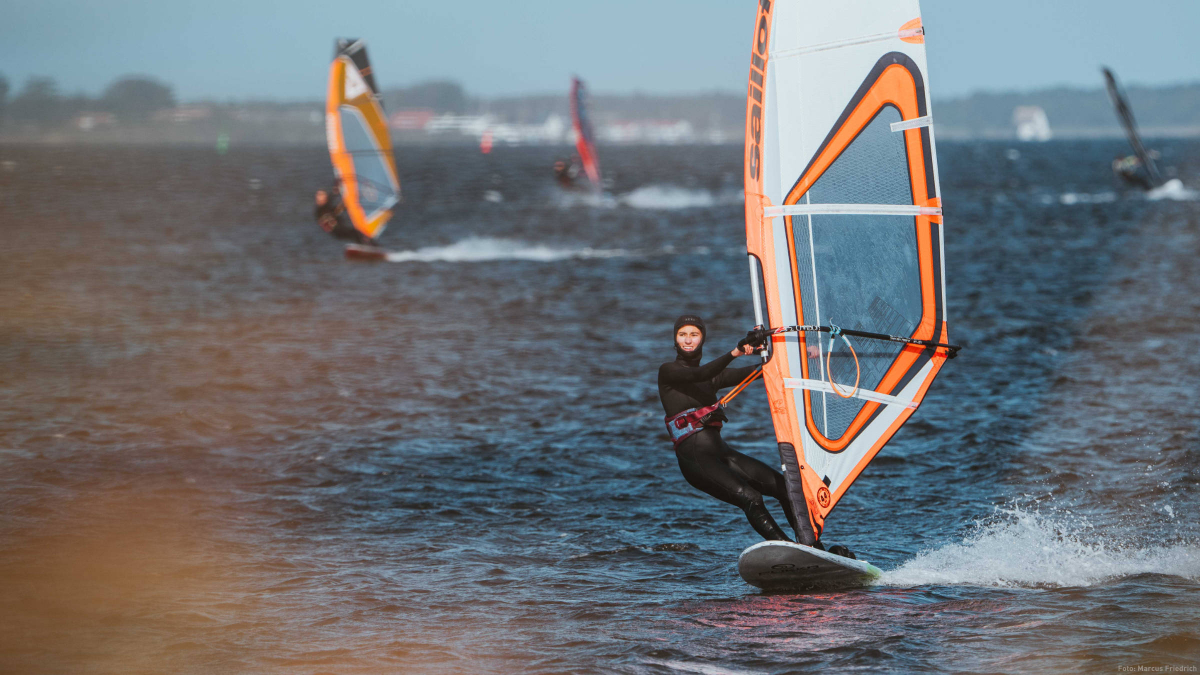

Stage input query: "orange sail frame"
[
  {"left": 743, "top": 2, "right": 950, "bottom": 541},
  {"left": 325, "top": 40, "right": 401, "bottom": 240}
]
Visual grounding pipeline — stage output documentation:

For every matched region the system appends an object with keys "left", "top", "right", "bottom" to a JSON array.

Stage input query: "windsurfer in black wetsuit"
[
  {"left": 1112, "top": 155, "right": 1153, "bottom": 191},
  {"left": 553, "top": 159, "right": 577, "bottom": 189},
  {"left": 658, "top": 315, "right": 853, "bottom": 557},
  {"left": 314, "top": 186, "right": 378, "bottom": 246}
]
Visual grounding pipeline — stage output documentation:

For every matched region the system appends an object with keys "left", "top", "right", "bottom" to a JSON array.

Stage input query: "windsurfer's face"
[
  {"left": 676, "top": 326, "right": 703, "bottom": 353},
  {"left": 315, "top": 191, "right": 328, "bottom": 205}
]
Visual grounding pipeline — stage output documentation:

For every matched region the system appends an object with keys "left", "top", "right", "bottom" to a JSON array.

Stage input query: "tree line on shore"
[
  {"left": 0, "top": 74, "right": 476, "bottom": 130},
  {"left": 2, "top": 70, "right": 1195, "bottom": 140},
  {"left": 0, "top": 74, "right": 176, "bottom": 128}
]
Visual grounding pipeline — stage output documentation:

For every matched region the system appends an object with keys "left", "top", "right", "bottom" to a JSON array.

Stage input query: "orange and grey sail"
[
  {"left": 326, "top": 39, "right": 401, "bottom": 240},
  {"left": 570, "top": 77, "right": 601, "bottom": 189},
  {"left": 743, "top": 0, "right": 954, "bottom": 545}
]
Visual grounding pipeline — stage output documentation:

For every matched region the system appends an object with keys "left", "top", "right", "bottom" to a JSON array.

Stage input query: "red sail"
[{"left": 570, "top": 77, "right": 601, "bottom": 189}]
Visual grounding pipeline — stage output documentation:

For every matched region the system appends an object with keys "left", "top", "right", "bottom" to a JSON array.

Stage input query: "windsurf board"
[{"left": 738, "top": 541, "right": 881, "bottom": 592}]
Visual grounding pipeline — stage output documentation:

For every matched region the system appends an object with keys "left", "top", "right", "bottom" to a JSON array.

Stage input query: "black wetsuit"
[
  {"left": 1117, "top": 168, "right": 1154, "bottom": 191},
  {"left": 658, "top": 350, "right": 798, "bottom": 541},
  {"left": 315, "top": 196, "right": 375, "bottom": 246},
  {"left": 1113, "top": 156, "right": 1154, "bottom": 191},
  {"left": 554, "top": 162, "right": 577, "bottom": 189}
]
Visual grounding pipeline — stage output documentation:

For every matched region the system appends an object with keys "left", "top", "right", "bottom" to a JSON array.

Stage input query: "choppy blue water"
[{"left": 0, "top": 141, "right": 1198, "bottom": 673}]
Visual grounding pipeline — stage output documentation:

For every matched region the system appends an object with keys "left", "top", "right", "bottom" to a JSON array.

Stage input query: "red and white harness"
[{"left": 664, "top": 403, "right": 723, "bottom": 448}]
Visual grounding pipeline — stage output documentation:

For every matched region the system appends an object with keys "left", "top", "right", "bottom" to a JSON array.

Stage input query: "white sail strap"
[
  {"left": 784, "top": 378, "right": 917, "bottom": 410},
  {"left": 891, "top": 115, "right": 932, "bottom": 132},
  {"left": 763, "top": 204, "right": 942, "bottom": 218}
]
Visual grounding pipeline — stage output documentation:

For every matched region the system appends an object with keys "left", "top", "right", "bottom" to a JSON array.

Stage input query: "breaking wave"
[
  {"left": 1040, "top": 191, "right": 1118, "bottom": 205},
  {"left": 880, "top": 505, "right": 1200, "bottom": 589},
  {"left": 1038, "top": 181, "right": 1197, "bottom": 205},
  {"left": 552, "top": 184, "right": 742, "bottom": 210},
  {"left": 384, "top": 237, "right": 631, "bottom": 263},
  {"left": 619, "top": 185, "right": 742, "bottom": 210},
  {"left": 1146, "top": 178, "right": 1199, "bottom": 201}
]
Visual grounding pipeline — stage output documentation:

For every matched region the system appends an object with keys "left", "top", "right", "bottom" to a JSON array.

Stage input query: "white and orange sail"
[
  {"left": 743, "top": 0, "right": 952, "bottom": 544},
  {"left": 570, "top": 76, "right": 601, "bottom": 189},
  {"left": 325, "top": 38, "right": 401, "bottom": 241}
]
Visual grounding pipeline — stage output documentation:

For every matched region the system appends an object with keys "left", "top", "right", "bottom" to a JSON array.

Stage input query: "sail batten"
[
  {"left": 744, "top": 0, "right": 951, "bottom": 545},
  {"left": 765, "top": 204, "right": 942, "bottom": 217},
  {"left": 771, "top": 26, "right": 921, "bottom": 59},
  {"left": 326, "top": 38, "right": 401, "bottom": 240}
]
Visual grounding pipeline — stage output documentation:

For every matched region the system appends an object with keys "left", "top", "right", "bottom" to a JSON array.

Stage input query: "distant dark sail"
[{"left": 1102, "top": 67, "right": 1163, "bottom": 187}]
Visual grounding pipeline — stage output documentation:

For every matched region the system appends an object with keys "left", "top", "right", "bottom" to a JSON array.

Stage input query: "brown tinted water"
[{"left": 0, "top": 141, "right": 1198, "bottom": 673}]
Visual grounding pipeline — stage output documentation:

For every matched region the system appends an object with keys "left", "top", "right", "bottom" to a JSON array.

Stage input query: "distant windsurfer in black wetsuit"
[
  {"left": 1112, "top": 155, "right": 1153, "bottom": 191},
  {"left": 314, "top": 186, "right": 378, "bottom": 246},
  {"left": 552, "top": 158, "right": 576, "bottom": 187},
  {"left": 553, "top": 157, "right": 581, "bottom": 190}
]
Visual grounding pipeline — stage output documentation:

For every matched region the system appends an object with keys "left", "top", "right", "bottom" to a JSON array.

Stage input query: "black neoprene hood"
[{"left": 673, "top": 314, "right": 706, "bottom": 363}]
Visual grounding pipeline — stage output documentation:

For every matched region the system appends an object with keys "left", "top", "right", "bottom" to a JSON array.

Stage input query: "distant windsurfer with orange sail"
[{"left": 321, "top": 38, "right": 402, "bottom": 260}]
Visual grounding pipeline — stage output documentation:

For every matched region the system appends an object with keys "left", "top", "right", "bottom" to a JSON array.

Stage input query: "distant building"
[
  {"left": 74, "top": 112, "right": 115, "bottom": 131},
  {"left": 154, "top": 106, "right": 213, "bottom": 123},
  {"left": 600, "top": 120, "right": 695, "bottom": 145},
  {"left": 488, "top": 114, "right": 568, "bottom": 146},
  {"left": 390, "top": 109, "right": 435, "bottom": 131},
  {"left": 1013, "top": 106, "right": 1052, "bottom": 142},
  {"left": 425, "top": 114, "right": 492, "bottom": 136}
]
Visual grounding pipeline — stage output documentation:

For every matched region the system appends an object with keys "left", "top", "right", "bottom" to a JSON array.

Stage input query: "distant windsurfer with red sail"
[{"left": 555, "top": 77, "right": 601, "bottom": 192}]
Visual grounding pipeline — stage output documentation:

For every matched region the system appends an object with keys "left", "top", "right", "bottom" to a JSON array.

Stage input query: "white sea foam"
[
  {"left": 553, "top": 184, "right": 740, "bottom": 210},
  {"left": 1146, "top": 178, "right": 1199, "bottom": 201},
  {"left": 653, "top": 660, "right": 764, "bottom": 675},
  {"left": 383, "top": 237, "right": 631, "bottom": 263},
  {"left": 880, "top": 506, "right": 1200, "bottom": 589},
  {"left": 555, "top": 190, "right": 618, "bottom": 209},
  {"left": 619, "top": 185, "right": 737, "bottom": 210},
  {"left": 1041, "top": 191, "right": 1118, "bottom": 205}
]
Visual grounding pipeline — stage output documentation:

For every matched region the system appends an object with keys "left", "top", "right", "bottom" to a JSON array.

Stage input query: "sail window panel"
[
  {"left": 806, "top": 107, "right": 912, "bottom": 206},
  {"left": 339, "top": 106, "right": 397, "bottom": 217},
  {"left": 795, "top": 212, "right": 922, "bottom": 439}
]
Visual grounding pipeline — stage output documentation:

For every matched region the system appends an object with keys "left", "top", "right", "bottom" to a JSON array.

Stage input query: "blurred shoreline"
[
  {"left": 2, "top": 79, "right": 1198, "bottom": 146},
  {"left": 3, "top": 126, "right": 1199, "bottom": 147}
]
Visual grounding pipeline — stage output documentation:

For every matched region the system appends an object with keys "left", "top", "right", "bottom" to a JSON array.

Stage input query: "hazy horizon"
[{"left": 4, "top": 0, "right": 1199, "bottom": 101}]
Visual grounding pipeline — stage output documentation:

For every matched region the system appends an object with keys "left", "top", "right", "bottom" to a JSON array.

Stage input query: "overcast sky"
[{"left": 3, "top": 0, "right": 1198, "bottom": 100}]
